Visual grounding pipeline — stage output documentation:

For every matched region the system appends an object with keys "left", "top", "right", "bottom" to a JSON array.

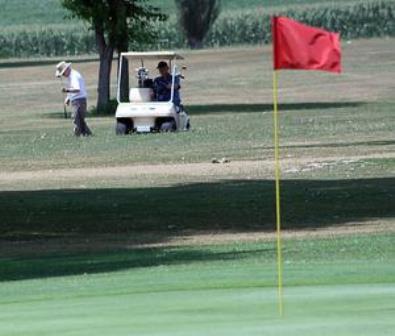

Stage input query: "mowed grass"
[
  {"left": 0, "top": 41, "right": 394, "bottom": 234},
  {"left": 0, "top": 0, "right": 361, "bottom": 27},
  {"left": 0, "top": 39, "right": 394, "bottom": 336},
  {"left": 1, "top": 177, "right": 395, "bottom": 235},
  {"left": 0, "top": 39, "right": 394, "bottom": 172},
  {"left": 0, "top": 234, "right": 394, "bottom": 335},
  {"left": 151, "top": 0, "right": 359, "bottom": 14},
  {"left": 0, "top": 101, "right": 393, "bottom": 171}
]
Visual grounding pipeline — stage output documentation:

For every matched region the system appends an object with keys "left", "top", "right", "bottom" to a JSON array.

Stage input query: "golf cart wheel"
[
  {"left": 160, "top": 120, "right": 177, "bottom": 132},
  {"left": 116, "top": 119, "right": 133, "bottom": 135},
  {"left": 155, "top": 117, "right": 176, "bottom": 132}
]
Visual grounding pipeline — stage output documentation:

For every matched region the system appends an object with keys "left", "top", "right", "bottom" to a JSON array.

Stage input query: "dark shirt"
[{"left": 153, "top": 74, "right": 181, "bottom": 105}]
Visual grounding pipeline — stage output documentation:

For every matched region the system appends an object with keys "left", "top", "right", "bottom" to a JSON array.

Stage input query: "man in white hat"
[{"left": 56, "top": 61, "right": 92, "bottom": 136}]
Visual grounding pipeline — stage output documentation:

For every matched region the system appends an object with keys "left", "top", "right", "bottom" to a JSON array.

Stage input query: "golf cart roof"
[{"left": 121, "top": 51, "right": 184, "bottom": 60}]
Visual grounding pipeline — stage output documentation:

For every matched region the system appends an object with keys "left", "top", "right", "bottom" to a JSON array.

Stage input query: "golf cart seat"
[{"left": 129, "top": 88, "right": 153, "bottom": 103}]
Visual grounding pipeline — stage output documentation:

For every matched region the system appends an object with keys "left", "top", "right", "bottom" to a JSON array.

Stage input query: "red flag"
[{"left": 272, "top": 16, "right": 342, "bottom": 73}]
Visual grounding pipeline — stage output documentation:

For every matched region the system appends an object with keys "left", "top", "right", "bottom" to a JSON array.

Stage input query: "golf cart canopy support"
[
  {"left": 117, "top": 51, "right": 184, "bottom": 103},
  {"left": 120, "top": 51, "right": 184, "bottom": 61}
]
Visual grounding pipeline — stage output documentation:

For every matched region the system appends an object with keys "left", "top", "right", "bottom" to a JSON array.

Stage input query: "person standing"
[{"left": 55, "top": 62, "right": 92, "bottom": 136}]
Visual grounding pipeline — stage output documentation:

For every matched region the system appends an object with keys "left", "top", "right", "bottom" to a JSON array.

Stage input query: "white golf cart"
[{"left": 115, "top": 51, "right": 190, "bottom": 134}]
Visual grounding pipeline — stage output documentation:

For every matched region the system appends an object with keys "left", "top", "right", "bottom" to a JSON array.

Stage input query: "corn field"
[
  {"left": 0, "top": 25, "right": 96, "bottom": 58},
  {"left": 0, "top": 1, "right": 394, "bottom": 58}
]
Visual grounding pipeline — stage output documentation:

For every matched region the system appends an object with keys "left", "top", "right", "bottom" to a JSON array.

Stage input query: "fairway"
[
  {"left": 1, "top": 235, "right": 394, "bottom": 335},
  {"left": 0, "top": 9, "right": 395, "bottom": 333},
  {"left": 1, "top": 39, "right": 394, "bottom": 173}
]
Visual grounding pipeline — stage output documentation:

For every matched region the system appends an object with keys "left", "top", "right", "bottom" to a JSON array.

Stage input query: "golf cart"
[{"left": 115, "top": 51, "right": 190, "bottom": 134}]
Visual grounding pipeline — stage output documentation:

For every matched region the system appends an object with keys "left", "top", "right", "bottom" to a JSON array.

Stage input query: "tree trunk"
[
  {"left": 187, "top": 37, "right": 203, "bottom": 49},
  {"left": 96, "top": 30, "right": 114, "bottom": 112}
]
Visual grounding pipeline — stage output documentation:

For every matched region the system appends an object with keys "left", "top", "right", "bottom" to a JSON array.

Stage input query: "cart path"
[{"left": 0, "top": 151, "right": 394, "bottom": 184}]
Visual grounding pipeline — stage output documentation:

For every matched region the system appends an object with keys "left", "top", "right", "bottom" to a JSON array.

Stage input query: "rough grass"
[
  {"left": 0, "top": 40, "right": 394, "bottom": 237},
  {"left": 0, "top": 39, "right": 394, "bottom": 171},
  {"left": 0, "top": 101, "right": 390, "bottom": 170}
]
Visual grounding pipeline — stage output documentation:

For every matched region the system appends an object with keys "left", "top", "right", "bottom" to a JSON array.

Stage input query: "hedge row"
[{"left": 0, "top": 1, "right": 394, "bottom": 58}]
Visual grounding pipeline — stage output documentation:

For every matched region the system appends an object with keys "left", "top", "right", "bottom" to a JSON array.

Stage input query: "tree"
[
  {"left": 175, "top": 0, "right": 221, "bottom": 49},
  {"left": 61, "top": 0, "right": 166, "bottom": 111}
]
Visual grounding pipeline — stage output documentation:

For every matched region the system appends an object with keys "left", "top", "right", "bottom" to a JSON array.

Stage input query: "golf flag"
[
  {"left": 272, "top": 16, "right": 342, "bottom": 73},
  {"left": 270, "top": 17, "right": 341, "bottom": 317}
]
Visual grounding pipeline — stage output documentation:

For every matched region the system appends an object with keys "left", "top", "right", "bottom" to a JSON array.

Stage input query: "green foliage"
[
  {"left": 58, "top": 1, "right": 168, "bottom": 109},
  {"left": 61, "top": 0, "right": 167, "bottom": 51},
  {"left": 175, "top": 0, "right": 221, "bottom": 48},
  {"left": 0, "top": 1, "right": 394, "bottom": 57}
]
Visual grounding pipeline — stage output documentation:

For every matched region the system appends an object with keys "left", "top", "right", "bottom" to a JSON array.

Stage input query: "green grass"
[
  {"left": 1, "top": 234, "right": 394, "bottom": 335},
  {"left": 0, "top": 0, "right": 362, "bottom": 27},
  {"left": 0, "top": 0, "right": 68, "bottom": 27},
  {"left": 1, "top": 177, "right": 395, "bottom": 235},
  {"left": 2, "top": 0, "right": 394, "bottom": 58},
  {"left": 152, "top": 0, "right": 359, "bottom": 14},
  {"left": 0, "top": 34, "right": 394, "bottom": 336},
  {"left": 2, "top": 37, "right": 395, "bottom": 171},
  {"left": 0, "top": 101, "right": 393, "bottom": 171}
]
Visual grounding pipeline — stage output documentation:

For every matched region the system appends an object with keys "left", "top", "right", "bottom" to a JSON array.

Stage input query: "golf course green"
[{"left": 1, "top": 235, "right": 394, "bottom": 335}]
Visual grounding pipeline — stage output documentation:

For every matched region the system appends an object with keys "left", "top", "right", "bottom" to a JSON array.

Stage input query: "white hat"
[{"left": 55, "top": 61, "right": 71, "bottom": 77}]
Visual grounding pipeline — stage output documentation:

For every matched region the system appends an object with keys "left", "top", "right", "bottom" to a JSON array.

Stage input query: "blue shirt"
[{"left": 154, "top": 74, "right": 181, "bottom": 105}]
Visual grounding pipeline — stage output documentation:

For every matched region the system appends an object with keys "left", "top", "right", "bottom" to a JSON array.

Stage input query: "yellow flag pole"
[{"left": 272, "top": 70, "right": 284, "bottom": 317}]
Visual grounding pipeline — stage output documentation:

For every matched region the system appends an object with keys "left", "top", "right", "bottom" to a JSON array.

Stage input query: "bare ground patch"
[{"left": 1, "top": 151, "right": 394, "bottom": 189}]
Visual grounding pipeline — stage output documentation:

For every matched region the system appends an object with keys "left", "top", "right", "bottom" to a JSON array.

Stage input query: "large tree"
[
  {"left": 61, "top": 0, "right": 166, "bottom": 111},
  {"left": 175, "top": 0, "right": 221, "bottom": 49}
]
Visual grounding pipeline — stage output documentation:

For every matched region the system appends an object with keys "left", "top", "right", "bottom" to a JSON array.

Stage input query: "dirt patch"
[{"left": 1, "top": 151, "right": 394, "bottom": 186}]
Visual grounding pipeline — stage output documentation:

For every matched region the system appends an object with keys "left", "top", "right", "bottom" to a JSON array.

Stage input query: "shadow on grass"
[
  {"left": 0, "top": 246, "right": 274, "bottom": 281},
  {"left": 284, "top": 139, "right": 395, "bottom": 149},
  {"left": 1, "top": 178, "right": 393, "bottom": 235},
  {"left": 188, "top": 102, "right": 366, "bottom": 115},
  {"left": 253, "top": 139, "right": 395, "bottom": 151},
  {"left": 1, "top": 177, "right": 394, "bottom": 281},
  {"left": 42, "top": 101, "right": 366, "bottom": 119}
]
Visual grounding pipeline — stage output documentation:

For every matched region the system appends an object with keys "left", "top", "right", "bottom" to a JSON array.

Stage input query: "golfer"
[{"left": 55, "top": 61, "right": 92, "bottom": 136}]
